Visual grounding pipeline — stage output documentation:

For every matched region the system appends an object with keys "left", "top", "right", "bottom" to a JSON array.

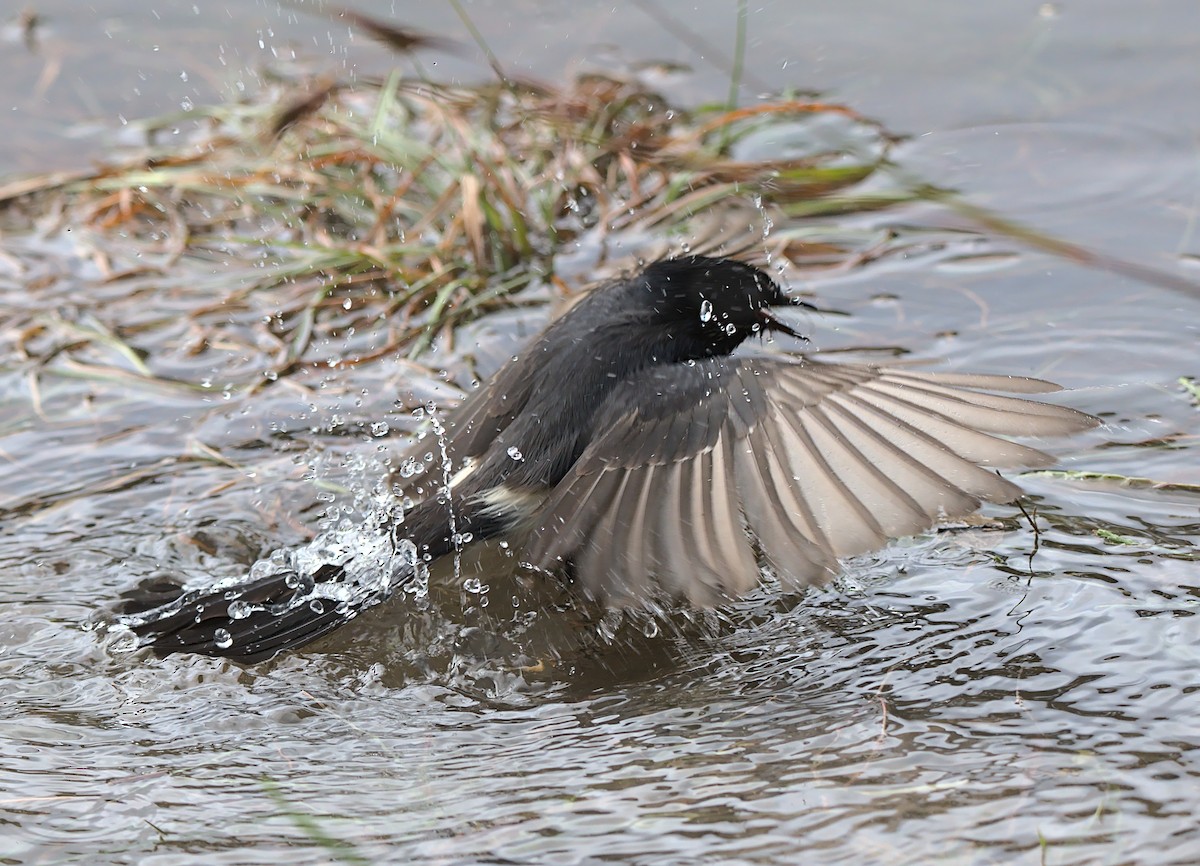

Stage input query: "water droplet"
[
  {"left": 725, "top": 322, "right": 738, "bottom": 335},
  {"left": 309, "top": 599, "right": 325, "bottom": 614},
  {"left": 283, "top": 572, "right": 315, "bottom": 594},
  {"left": 227, "top": 601, "right": 253, "bottom": 620},
  {"left": 213, "top": 628, "right": 233, "bottom": 649},
  {"left": 699, "top": 299, "right": 714, "bottom": 322},
  {"left": 507, "top": 446, "right": 524, "bottom": 461},
  {"left": 370, "top": 421, "right": 390, "bottom": 437}
]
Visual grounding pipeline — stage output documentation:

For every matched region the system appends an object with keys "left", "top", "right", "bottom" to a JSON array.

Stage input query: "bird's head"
[{"left": 635, "top": 256, "right": 807, "bottom": 358}]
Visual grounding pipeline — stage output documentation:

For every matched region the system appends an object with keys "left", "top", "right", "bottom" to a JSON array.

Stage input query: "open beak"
[
  {"left": 758, "top": 309, "right": 806, "bottom": 340},
  {"left": 758, "top": 295, "right": 820, "bottom": 340}
]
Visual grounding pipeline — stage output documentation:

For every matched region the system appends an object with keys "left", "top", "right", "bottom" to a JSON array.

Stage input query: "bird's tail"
[
  {"left": 114, "top": 493, "right": 500, "bottom": 662},
  {"left": 116, "top": 532, "right": 425, "bottom": 663}
]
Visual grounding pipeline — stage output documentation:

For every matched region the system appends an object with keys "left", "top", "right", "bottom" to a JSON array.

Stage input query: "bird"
[{"left": 116, "top": 255, "right": 1099, "bottom": 663}]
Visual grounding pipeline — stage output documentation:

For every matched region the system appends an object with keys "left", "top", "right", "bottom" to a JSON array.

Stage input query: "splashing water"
[
  {"left": 425, "top": 405, "right": 465, "bottom": 585},
  {"left": 115, "top": 452, "right": 431, "bottom": 646}
]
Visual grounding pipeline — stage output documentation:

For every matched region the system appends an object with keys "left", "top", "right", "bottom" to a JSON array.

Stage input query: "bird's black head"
[{"left": 635, "top": 255, "right": 804, "bottom": 359}]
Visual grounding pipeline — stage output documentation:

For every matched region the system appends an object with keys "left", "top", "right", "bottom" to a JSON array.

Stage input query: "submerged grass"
[
  {"left": 261, "top": 778, "right": 372, "bottom": 866},
  {"left": 0, "top": 64, "right": 902, "bottom": 393}
]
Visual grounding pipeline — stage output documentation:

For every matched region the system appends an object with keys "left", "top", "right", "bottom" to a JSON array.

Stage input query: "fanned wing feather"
[
  {"left": 524, "top": 356, "right": 1098, "bottom": 606},
  {"left": 888, "top": 370, "right": 1066, "bottom": 394}
]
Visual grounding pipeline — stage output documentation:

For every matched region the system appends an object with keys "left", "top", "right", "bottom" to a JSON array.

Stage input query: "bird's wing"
[
  {"left": 396, "top": 356, "right": 538, "bottom": 473},
  {"left": 521, "top": 356, "right": 1098, "bottom": 606}
]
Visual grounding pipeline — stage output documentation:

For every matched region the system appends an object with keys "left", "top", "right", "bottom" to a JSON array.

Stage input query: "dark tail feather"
[
  {"left": 117, "top": 558, "right": 417, "bottom": 663},
  {"left": 114, "top": 496, "right": 509, "bottom": 663}
]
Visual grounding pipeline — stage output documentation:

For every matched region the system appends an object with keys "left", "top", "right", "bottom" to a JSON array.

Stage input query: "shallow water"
[{"left": 3, "top": 2, "right": 1200, "bottom": 865}]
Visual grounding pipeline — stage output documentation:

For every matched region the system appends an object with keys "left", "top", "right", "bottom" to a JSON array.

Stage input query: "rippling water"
[{"left": 3, "top": 2, "right": 1200, "bottom": 865}]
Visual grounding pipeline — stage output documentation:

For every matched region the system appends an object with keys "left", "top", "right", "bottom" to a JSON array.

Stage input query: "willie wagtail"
[{"left": 117, "top": 255, "right": 1099, "bottom": 662}]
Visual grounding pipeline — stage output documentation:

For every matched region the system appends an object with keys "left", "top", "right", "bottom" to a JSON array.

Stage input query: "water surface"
[{"left": 2, "top": 2, "right": 1199, "bottom": 864}]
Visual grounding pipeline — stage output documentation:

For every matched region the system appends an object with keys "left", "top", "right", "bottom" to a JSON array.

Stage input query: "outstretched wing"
[{"left": 522, "top": 357, "right": 1098, "bottom": 606}]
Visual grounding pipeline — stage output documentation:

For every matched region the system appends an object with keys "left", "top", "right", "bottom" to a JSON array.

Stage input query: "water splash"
[{"left": 116, "top": 452, "right": 431, "bottom": 645}]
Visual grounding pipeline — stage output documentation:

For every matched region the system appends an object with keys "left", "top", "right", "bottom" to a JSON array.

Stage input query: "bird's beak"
[
  {"left": 758, "top": 309, "right": 806, "bottom": 340},
  {"left": 758, "top": 295, "right": 819, "bottom": 340},
  {"left": 788, "top": 295, "right": 822, "bottom": 313}
]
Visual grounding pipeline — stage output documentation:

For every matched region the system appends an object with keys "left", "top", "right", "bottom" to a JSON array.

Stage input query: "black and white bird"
[{"left": 119, "top": 255, "right": 1098, "bottom": 662}]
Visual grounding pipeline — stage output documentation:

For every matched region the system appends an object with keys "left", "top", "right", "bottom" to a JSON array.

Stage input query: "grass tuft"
[{"left": 0, "top": 63, "right": 894, "bottom": 393}]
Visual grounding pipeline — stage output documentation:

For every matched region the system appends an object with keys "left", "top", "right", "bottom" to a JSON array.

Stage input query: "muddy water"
[{"left": 2, "top": 2, "right": 1199, "bottom": 864}]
